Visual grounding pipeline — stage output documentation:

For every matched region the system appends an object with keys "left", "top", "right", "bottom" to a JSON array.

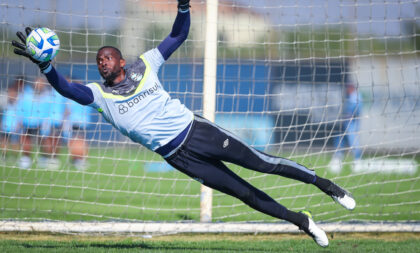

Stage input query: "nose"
[{"left": 100, "top": 61, "right": 107, "bottom": 69}]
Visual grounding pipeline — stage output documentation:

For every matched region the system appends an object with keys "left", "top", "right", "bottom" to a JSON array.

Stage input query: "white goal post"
[
  {"left": 0, "top": 0, "right": 419, "bottom": 234},
  {"left": 200, "top": 0, "right": 219, "bottom": 223}
]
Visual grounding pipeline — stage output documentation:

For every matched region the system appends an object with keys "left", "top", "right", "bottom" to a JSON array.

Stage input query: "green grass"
[
  {"left": 1, "top": 147, "right": 419, "bottom": 222},
  {"left": 0, "top": 233, "right": 419, "bottom": 252}
]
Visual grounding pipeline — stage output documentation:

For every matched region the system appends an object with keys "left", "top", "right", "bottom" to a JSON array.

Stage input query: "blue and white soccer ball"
[{"left": 25, "top": 27, "right": 60, "bottom": 62}]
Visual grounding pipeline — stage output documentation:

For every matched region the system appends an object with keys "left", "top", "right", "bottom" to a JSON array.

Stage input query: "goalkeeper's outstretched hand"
[
  {"left": 178, "top": 0, "right": 190, "bottom": 12},
  {"left": 12, "top": 27, "right": 51, "bottom": 73}
]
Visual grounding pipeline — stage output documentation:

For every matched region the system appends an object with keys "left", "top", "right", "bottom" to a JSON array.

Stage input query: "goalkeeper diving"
[{"left": 12, "top": 0, "right": 355, "bottom": 247}]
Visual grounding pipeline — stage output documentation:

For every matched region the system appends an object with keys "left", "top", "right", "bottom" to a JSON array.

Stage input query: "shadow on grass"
[{"left": 19, "top": 241, "right": 273, "bottom": 252}]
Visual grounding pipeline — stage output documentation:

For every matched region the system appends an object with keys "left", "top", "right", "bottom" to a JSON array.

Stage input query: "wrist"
[
  {"left": 39, "top": 61, "right": 52, "bottom": 74},
  {"left": 178, "top": 0, "right": 190, "bottom": 12},
  {"left": 42, "top": 64, "right": 52, "bottom": 74},
  {"left": 178, "top": 8, "right": 190, "bottom": 13}
]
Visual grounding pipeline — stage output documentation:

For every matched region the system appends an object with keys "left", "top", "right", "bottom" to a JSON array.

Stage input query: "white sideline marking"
[
  {"left": 353, "top": 159, "right": 418, "bottom": 174},
  {"left": 0, "top": 221, "right": 419, "bottom": 233}
]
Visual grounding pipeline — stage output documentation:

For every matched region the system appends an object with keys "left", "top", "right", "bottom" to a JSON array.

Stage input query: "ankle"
[
  {"left": 285, "top": 210, "right": 308, "bottom": 229},
  {"left": 313, "top": 176, "right": 332, "bottom": 193}
]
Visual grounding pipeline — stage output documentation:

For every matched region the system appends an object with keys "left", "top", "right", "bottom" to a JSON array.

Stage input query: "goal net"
[{"left": 0, "top": 0, "right": 419, "bottom": 233}]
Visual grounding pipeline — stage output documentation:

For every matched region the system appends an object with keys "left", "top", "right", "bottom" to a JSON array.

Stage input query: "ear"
[{"left": 120, "top": 58, "right": 126, "bottom": 68}]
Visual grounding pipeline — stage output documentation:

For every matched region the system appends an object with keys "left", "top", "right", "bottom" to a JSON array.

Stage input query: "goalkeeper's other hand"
[
  {"left": 178, "top": 0, "right": 190, "bottom": 12},
  {"left": 12, "top": 27, "right": 51, "bottom": 73}
]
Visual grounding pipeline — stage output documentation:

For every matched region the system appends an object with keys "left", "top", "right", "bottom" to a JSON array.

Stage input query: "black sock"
[
  {"left": 285, "top": 209, "right": 308, "bottom": 229},
  {"left": 313, "top": 175, "right": 332, "bottom": 193},
  {"left": 314, "top": 176, "right": 346, "bottom": 197}
]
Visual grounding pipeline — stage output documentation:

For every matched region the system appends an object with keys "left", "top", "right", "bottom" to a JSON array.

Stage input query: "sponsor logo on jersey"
[
  {"left": 116, "top": 82, "right": 161, "bottom": 114},
  {"left": 130, "top": 72, "right": 143, "bottom": 82},
  {"left": 118, "top": 104, "right": 129, "bottom": 114}
]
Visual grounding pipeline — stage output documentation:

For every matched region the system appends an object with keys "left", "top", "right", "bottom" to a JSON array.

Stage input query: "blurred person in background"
[
  {"left": 65, "top": 78, "right": 90, "bottom": 170},
  {"left": 16, "top": 76, "right": 63, "bottom": 169},
  {"left": 16, "top": 76, "right": 45, "bottom": 168},
  {"left": 41, "top": 82, "right": 67, "bottom": 169},
  {"left": 329, "top": 84, "right": 363, "bottom": 173},
  {"left": 1, "top": 76, "right": 24, "bottom": 162}
]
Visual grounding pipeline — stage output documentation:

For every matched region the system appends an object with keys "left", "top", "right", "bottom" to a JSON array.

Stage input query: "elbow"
[
  {"left": 170, "top": 28, "right": 189, "bottom": 42},
  {"left": 178, "top": 30, "right": 189, "bottom": 43}
]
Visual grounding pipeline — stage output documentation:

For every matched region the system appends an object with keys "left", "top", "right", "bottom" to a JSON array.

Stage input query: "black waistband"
[{"left": 155, "top": 122, "right": 192, "bottom": 157}]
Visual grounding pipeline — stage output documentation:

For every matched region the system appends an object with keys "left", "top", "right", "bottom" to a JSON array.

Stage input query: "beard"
[{"left": 101, "top": 69, "right": 120, "bottom": 85}]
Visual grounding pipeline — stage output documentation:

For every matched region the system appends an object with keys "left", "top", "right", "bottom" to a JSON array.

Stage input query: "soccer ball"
[{"left": 25, "top": 27, "right": 60, "bottom": 62}]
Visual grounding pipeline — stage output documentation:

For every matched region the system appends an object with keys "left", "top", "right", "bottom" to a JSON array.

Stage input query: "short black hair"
[{"left": 97, "top": 46, "right": 123, "bottom": 59}]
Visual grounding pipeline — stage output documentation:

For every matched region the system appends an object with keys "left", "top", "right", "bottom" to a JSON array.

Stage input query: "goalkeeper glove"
[
  {"left": 178, "top": 0, "right": 190, "bottom": 12},
  {"left": 12, "top": 27, "right": 52, "bottom": 73}
]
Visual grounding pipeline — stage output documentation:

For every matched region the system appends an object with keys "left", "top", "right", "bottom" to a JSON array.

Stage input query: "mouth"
[{"left": 101, "top": 68, "right": 110, "bottom": 76}]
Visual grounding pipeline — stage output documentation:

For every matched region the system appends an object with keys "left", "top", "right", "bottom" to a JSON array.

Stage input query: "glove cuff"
[
  {"left": 39, "top": 62, "right": 52, "bottom": 74},
  {"left": 178, "top": 3, "right": 190, "bottom": 13}
]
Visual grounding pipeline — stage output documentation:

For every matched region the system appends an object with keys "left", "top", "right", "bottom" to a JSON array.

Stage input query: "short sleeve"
[
  {"left": 142, "top": 48, "right": 165, "bottom": 73},
  {"left": 85, "top": 83, "right": 104, "bottom": 111}
]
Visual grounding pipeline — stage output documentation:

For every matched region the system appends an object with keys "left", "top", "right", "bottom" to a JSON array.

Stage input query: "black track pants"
[{"left": 165, "top": 116, "right": 316, "bottom": 220}]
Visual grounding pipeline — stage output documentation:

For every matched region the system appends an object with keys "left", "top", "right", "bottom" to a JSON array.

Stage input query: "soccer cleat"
[
  {"left": 73, "top": 158, "right": 87, "bottom": 171},
  {"left": 327, "top": 182, "right": 356, "bottom": 210},
  {"left": 299, "top": 211, "right": 329, "bottom": 248},
  {"left": 328, "top": 157, "right": 343, "bottom": 174},
  {"left": 46, "top": 158, "right": 61, "bottom": 170},
  {"left": 18, "top": 155, "right": 32, "bottom": 169},
  {"left": 37, "top": 156, "right": 48, "bottom": 169}
]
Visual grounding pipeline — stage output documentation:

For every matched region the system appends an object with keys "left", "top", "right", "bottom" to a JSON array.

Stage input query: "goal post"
[
  {"left": 200, "top": 0, "right": 219, "bottom": 223},
  {"left": 0, "top": 0, "right": 419, "bottom": 234}
]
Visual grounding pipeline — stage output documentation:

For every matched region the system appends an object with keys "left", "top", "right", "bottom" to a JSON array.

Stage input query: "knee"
[
  {"left": 232, "top": 187, "right": 255, "bottom": 205},
  {"left": 238, "top": 188, "right": 267, "bottom": 209}
]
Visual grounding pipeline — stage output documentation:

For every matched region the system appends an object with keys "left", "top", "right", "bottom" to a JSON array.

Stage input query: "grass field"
[
  {"left": 0, "top": 232, "right": 419, "bottom": 252},
  {"left": 1, "top": 146, "right": 419, "bottom": 223},
  {"left": 1, "top": 147, "right": 420, "bottom": 251}
]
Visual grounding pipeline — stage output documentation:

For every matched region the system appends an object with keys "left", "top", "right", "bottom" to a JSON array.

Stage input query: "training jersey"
[
  {"left": 1, "top": 102, "right": 18, "bottom": 133},
  {"left": 86, "top": 48, "right": 193, "bottom": 151},
  {"left": 16, "top": 85, "right": 50, "bottom": 129},
  {"left": 38, "top": 88, "right": 66, "bottom": 129},
  {"left": 44, "top": 88, "right": 67, "bottom": 127},
  {"left": 343, "top": 90, "right": 362, "bottom": 119},
  {"left": 68, "top": 99, "right": 90, "bottom": 129}
]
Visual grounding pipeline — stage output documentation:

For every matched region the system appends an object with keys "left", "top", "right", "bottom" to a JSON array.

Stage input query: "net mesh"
[{"left": 0, "top": 0, "right": 419, "bottom": 228}]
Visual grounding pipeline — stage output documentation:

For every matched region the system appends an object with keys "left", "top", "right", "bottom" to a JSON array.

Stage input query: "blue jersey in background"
[
  {"left": 68, "top": 99, "right": 90, "bottom": 129},
  {"left": 1, "top": 102, "right": 19, "bottom": 133},
  {"left": 44, "top": 88, "right": 67, "bottom": 128},
  {"left": 16, "top": 85, "right": 42, "bottom": 129}
]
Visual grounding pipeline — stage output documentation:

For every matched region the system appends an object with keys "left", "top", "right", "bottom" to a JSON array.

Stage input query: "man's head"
[
  {"left": 96, "top": 46, "right": 126, "bottom": 85},
  {"left": 346, "top": 84, "right": 356, "bottom": 95}
]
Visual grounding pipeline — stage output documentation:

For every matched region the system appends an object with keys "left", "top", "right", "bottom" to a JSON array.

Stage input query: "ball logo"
[{"left": 118, "top": 104, "right": 129, "bottom": 114}]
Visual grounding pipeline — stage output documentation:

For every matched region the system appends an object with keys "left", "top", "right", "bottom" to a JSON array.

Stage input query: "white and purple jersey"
[{"left": 86, "top": 48, "right": 193, "bottom": 151}]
